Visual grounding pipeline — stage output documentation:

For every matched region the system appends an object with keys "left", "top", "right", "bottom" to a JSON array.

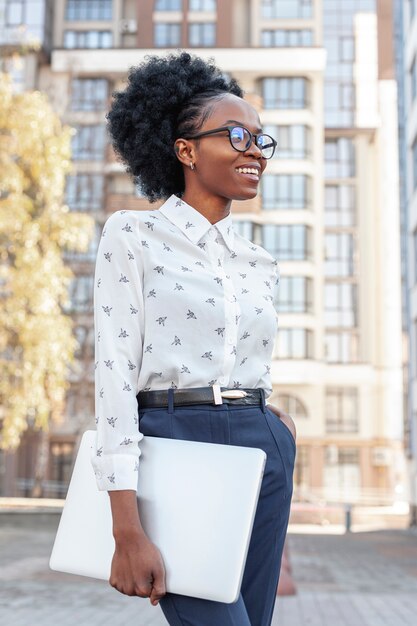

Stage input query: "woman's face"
[{"left": 177, "top": 93, "right": 269, "bottom": 202}]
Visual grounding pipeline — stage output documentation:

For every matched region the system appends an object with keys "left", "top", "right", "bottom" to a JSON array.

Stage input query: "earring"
[{"left": 190, "top": 162, "right": 195, "bottom": 170}]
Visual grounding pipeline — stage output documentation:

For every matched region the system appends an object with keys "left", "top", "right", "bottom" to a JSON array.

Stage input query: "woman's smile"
[{"left": 235, "top": 163, "right": 261, "bottom": 184}]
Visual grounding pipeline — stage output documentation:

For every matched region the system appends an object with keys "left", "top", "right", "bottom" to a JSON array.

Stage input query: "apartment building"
[
  {"left": 0, "top": 0, "right": 405, "bottom": 507},
  {"left": 401, "top": 0, "right": 417, "bottom": 523}
]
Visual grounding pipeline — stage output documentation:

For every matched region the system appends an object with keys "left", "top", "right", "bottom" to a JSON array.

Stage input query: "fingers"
[
  {"left": 149, "top": 566, "right": 166, "bottom": 605},
  {"left": 109, "top": 575, "right": 153, "bottom": 598}
]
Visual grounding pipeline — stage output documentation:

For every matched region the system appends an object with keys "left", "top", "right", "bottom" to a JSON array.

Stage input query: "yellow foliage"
[{"left": 0, "top": 73, "right": 95, "bottom": 450}]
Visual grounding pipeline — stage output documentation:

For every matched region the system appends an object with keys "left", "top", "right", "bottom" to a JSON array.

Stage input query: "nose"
[{"left": 244, "top": 135, "right": 263, "bottom": 159}]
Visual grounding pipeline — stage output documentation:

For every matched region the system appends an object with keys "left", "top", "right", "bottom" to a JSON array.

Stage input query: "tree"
[{"left": 0, "top": 73, "right": 95, "bottom": 494}]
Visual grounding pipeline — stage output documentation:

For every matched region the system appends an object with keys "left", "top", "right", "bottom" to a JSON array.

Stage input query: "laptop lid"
[{"left": 49, "top": 430, "right": 266, "bottom": 603}]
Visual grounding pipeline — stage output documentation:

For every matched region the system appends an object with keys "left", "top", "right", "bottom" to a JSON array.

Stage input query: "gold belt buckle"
[{"left": 212, "top": 384, "right": 248, "bottom": 405}]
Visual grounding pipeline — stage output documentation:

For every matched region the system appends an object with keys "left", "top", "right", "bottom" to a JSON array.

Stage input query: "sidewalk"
[{"left": 0, "top": 513, "right": 416, "bottom": 625}]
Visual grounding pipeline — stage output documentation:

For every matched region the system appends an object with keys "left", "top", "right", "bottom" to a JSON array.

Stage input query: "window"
[
  {"left": 72, "top": 125, "right": 106, "bottom": 160},
  {"left": 412, "top": 58, "right": 417, "bottom": 104},
  {"left": 155, "top": 0, "right": 182, "bottom": 9},
  {"left": 4, "top": 0, "right": 45, "bottom": 44},
  {"left": 65, "top": 174, "right": 104, "bottom": 212},
  {"left": 154, "top": 23, "right": 181, "bottom": 46},
  {"left": 65, "top": 0, "right": 112, "bottom": 20},
  {"left": 233, "top": 221, "right": 254, "bottom": 240},
  {"left": 324, "top": 233, "right": 355, "bottom": 277},
  {"left": 73, "top": 325, "right": 95, "bottom": 359},
  {"left": 6, "top": 0, "right": 24, "bottom": 24},
  {"left": 64, "top": 30, "right": 112, "bottom": 48},
  {"left": 324, "top": 82, "right": 355, "bottom": 127},
  {"left": 189, "top": 0, "right": 216, "bottom": 10},
  {"left": 413, "top": 139, "right": 417, "bottom": 191},
  {"left": 262, "top": 77, "right": 308, "bottom": 109},
  {"left": 414, "top": 230, "right": 417, "bottom": 283},
  {"left": 262, "top": 224, "right": 311, "bottom": 261},
  {"left": 276, "top": 394, "right": 309, "bottom": 420},
  {"left": 324, "top": 446, "right": 361, "bottom": 501},
  {"left": 261, "top": 0, "right": 313, "bottom": 19},
  {"left": 325, "top": 185, "right": 356, "bottom": 227},
  {"left": 340, "top": 37, "right": 354, "bottom": 62},
  {"left": 274, "top": 328, "right": 313, "bottom": 359},
  {"left": 325, "top": 138, "right": 355, "bottom": 179},
  {"left": 277, "top": 276, "right": 313, "bottom": 313},
  {"left": 65, "top": 385, "right": 95, "bottom": 423},
  {"left": 49, "top": 441, "right": 76, "bottom": 498},
  {"left": 414, "top": 321, "right": 417, "bottom": 378},
  {"left": 325, "top": 388, "right": 359, "bottom": 433},
  {"left": 189, "top": 22, "right": 215, "bottom": 46},
  {"left": 263, "top": 124, "right": 310, "bottom": 159},
  {"left": 293, "top": 445, "right": 310, "bottom": 496},
  {"left": 324, "top": 283, "right": 357, "bottom": 327},
  {"left": 65, "top": 275, "right": 94, "bottom": 313},
  {"left": 324, "top": 331, "right": 359, "bottom": 363},
  {"left": 71, "top": 78, "right": 108, "bottom": 111},
  {"left": 262, "top": 174, "right": 311, "bottom": 210},
  {"left": 6, "top": 0, "right": 44, "bottom": 25},
  {"left": 261, "top": 29, "right": 313, "bottom": 47}
]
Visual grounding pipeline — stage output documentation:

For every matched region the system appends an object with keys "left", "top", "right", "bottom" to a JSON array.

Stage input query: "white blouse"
[{"left": 91, "top": 194, "right": 280, "bottom": 491}]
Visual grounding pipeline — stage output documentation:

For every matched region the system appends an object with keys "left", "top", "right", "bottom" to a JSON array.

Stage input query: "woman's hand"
[
  {"left": 267, "top": 404, "right": 296, "bottom": 443},
  {"left": 110, "top": 529, "right": 166, "bottom": 605},
  {"left": 108, "top": 490, "right": 166, "bottom": 605}
]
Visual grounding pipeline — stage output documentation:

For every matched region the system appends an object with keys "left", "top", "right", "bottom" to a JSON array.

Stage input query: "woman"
[{"left": 91, "top": 51, "right": 296, "bottom": 626}]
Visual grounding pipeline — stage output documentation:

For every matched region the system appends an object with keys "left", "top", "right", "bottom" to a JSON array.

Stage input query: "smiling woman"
[{"left": 96, "top": 50, "right": 294, "bottom": 626}]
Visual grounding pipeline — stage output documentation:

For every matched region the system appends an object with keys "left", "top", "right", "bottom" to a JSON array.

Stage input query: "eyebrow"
[{"left": 222, "top": 119, "right": 263, "bottom": 133}]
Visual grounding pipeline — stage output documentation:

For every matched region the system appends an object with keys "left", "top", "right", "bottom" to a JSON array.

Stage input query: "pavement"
[{"left": 1, "top": 513, "right": 417, "bottom": 626}]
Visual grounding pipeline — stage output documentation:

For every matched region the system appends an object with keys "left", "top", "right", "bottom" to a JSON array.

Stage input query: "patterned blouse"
[{"left": 91, "top": 194, "right": 280, "bottom": 491}]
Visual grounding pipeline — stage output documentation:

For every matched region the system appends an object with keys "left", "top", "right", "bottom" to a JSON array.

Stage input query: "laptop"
[{"left": 49, "top": 430, "right": 266, "bottom": 603}]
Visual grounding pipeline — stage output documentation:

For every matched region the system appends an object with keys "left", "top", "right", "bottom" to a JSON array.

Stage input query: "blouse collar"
[{"left": 158, "top": 194, "right": 235, "bottom": 252}]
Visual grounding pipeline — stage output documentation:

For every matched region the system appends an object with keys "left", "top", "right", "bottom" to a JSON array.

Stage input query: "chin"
[{"left": 232, "top": 188, "right": 259, "bottom": 201}]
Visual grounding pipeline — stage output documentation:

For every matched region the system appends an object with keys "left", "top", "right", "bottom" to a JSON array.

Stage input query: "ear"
[{"left": 174, "top": 138, "right": 196, "bottom": 168}]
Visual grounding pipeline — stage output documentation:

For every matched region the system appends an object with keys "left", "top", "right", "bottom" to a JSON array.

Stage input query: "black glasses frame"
[{"left": 184, "top": 125, "right": 277, "bottom": 159}]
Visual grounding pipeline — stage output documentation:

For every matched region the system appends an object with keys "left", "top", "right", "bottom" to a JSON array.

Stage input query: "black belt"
[{"left": 137, "top": 385, "right": 263, "bottom": 408}]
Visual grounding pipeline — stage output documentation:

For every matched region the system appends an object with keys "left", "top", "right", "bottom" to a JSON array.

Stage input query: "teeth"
[{"left": 236, "top": 168, "right": 259, "bottom": 176}]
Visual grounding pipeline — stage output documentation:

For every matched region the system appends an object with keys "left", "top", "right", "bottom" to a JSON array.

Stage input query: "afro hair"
[{"left": 106, "top": 50, "right": 244, "bottom": 202}]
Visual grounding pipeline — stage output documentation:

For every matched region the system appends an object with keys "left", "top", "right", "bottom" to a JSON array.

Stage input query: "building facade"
[
  {"left": 0, "top": 0, "right": 406, "bottom": 507},
  {"left": 401, "top": 0, "right": 417, "bottom": 523}
]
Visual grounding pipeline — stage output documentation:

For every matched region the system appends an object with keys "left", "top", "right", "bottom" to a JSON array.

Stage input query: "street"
[{"left": 1, "top": 514, "right": 417, "bottom": 625}]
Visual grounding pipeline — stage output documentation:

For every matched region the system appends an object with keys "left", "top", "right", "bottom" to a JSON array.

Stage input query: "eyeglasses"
[{"left": 184, "top": 125, "right": 277, "bottom": 159}]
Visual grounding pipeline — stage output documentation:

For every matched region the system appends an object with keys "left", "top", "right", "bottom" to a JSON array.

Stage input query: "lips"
[{"left": 235, "top": 166, "right": 260, "bottom": 184}]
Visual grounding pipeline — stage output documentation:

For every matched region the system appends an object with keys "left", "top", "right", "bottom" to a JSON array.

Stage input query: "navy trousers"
[{"left": 137, "top": 389, "right": 295, "bottom": 626}]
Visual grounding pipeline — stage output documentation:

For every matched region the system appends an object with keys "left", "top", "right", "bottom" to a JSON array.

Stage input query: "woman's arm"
[
  {"left": 92, "top": 210, "right": 145, "bottom": 492},
  {"left": 92, "top": 211, "right": 166, "bottom": 603}
]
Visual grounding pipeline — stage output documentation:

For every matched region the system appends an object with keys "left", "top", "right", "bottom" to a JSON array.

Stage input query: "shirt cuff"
[{"left": 91, "top": 453, "right": 140, "bottom": 492}]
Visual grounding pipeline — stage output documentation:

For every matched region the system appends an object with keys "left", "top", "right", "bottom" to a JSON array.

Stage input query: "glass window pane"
[
  {"left": 261, "top": 0, "right": 313, "bottom": 19},
  {"left": 189, "top": 0, "right": 216, "bottom": 10},
  {"left": 155, "top": 0, "right": 182, "bottom": 9},
  {"left": 262, "top": 77, "right": 308, "bottom": 109},
  {"left": 87, "top": 31, "right": 99, "bottom": 47},
  {"left": 64, "top": 31, "right": 75, "bottom": 47},
  {"left": 66, "top": 0, "right": 113, "bottom": 20}
]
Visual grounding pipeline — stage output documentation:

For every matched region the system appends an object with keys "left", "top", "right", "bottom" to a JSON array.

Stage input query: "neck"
[{"left": 181, "top": 190, "right": 231, "bottom": 225}]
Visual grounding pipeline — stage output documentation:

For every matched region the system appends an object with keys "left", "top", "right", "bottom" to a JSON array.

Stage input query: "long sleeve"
[
  {"left": 90, "top": 210, "right": 145, "bottom": 492},
  {"left": 266, "top": 259, "right": 280, "bottom": 407}
]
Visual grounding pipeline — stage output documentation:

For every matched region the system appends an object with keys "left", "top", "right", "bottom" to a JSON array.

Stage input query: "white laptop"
[{"left": 49, "top": 430, "right": 266, "bottom": 604}]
